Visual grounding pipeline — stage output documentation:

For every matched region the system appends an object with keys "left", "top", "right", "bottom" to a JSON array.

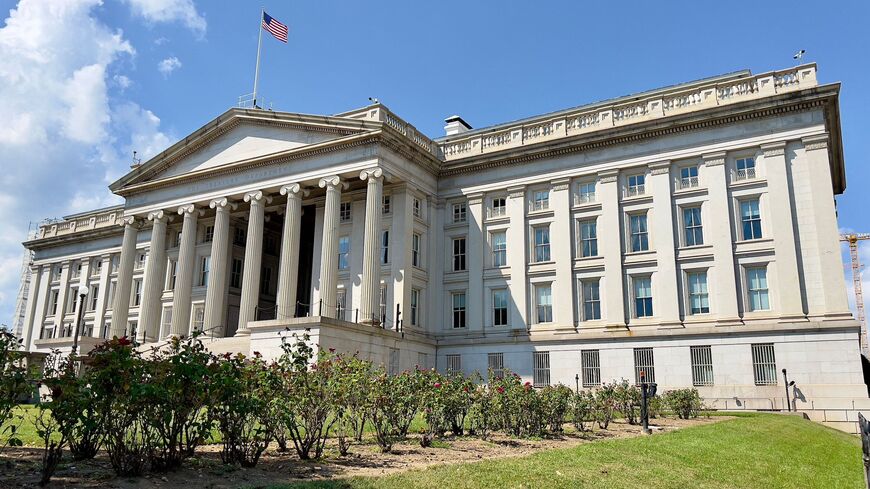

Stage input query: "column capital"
[
  {"left": 702, "top": 152, "right": 727, "bottom": 166},
  {"left": 318, "top": 175, "right": 348, "bottom": 190},
  {"left": 177, "top": 204, "right": 205, "bottom": 216},
  {"left": 761, "top": 141, "right": 787, "bottom": 158},
  {"left": 209, "top": 197, "right": 238, "bottom": 211},
  {"left": 359, "top": 167, "right": 384, "bottom": 182},
  {"left": 119, "top": 215, "right": 141, "bottom": 227},
  {"left": 648, "top": 160, "right": 671, "bottom": 175},
  {"left": 243, "top": 190, "right": 273, "bottom": 205},
  {"left": 280, "top": 183, "right": 310, "bottom": 198},
  {"left": 598, "top": 169, "right": 619, "bottom": 183},
  {"left": 147, "top": 210, "right": 169, "bottom": 223},
  {"left": 802, "top": 134, "right": 829, "bottom": 151}
]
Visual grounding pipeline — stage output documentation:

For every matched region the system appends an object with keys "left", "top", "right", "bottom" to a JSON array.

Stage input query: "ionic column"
[
  {"left": 598, "top": 170, "right": 626, "bottom": 328},
  {"left": 170, "top": 205, "right": 200, "bottom": 337},
  {"left": 648, "top": 161, "right": 681, "bottom": 327},
  {"left": 703, "top": 153, "right": 740, "bottom": 325},
  {"left": 140, "top": 211, "right": 169, "bottom": 342},
  {"left": 762, "top": 142, "right": 805, "bottom": 320},
  {"left": 204, "top": 198, "right": 236, "bottom": 336},
  {"left": 276, "top": 184, "right": 307, "bottom": 320},
  {"left": 359, "top": 169, "right": 384, "bottom": 324},
  {"left": 236, "top": 191, "right": 270, "bottom": 336},
  {"left": 110, "top": 217, "right": 140, "bottom": 338},
  {"left": 318, "top": 176, "right": 344, "bottom": 318}
]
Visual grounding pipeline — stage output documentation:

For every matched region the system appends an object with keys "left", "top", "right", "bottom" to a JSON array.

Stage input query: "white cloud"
[
  {"left": 122, "top": 0, "right": 206, "bottom": 37},
  {"left": 157, "top": 56, "right": 182, "bottom": 77},
  {"left": 0, "top": 0, "right": 175, "bottom": 326}
]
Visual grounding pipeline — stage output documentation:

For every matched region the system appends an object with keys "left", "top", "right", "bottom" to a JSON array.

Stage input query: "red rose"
[
  {"left": 434, "top": 382, "right": 442, "bottom": 388},
  {"left": 496, "top": 386, "right": 505, "bottom": 393}
]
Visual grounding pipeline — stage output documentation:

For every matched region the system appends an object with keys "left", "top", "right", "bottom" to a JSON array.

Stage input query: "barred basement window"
[
  {"left": 488, "top": 352, "right": 505, "bottom": 379},
  {"left": 581, "top": 349, "right": 601, "bottom": 388},
  {"left": 533, "top": 351, "right": 551, "bottom": 387},
  {"left": 751, "top": 343, "right": 777, "bottom": 385},
  {"left": 388, "top": 348, "right": 400, "bottom": 376},
  {"left": 690, "top": 345, "right": 714, "bottom": 386},
  {"left": 633, "top": 347, "right": 655, "bottom": 385},
  {"left": 446, "top": 354, "right": 461, "bottom": 374}
]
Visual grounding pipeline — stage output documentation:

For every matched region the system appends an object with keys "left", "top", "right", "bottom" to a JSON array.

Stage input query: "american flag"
[{"left": 262, "top": 12, "right": 288, "bottom": 43}]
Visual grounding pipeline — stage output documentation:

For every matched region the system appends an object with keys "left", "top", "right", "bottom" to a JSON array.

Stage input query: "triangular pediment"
[{"left": 111, "top": 108, "right": 379, "bottom": 192}]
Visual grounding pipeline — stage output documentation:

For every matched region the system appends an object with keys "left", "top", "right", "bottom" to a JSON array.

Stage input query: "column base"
[
  {"left": 359, "top": 319, "right": 381, "bottom": 327},
  {"left": 714, "top": 317, "right": 744, "bottom": 327},
  {"left": 234, "top": 328, "right": 251, "bottom": 337}
]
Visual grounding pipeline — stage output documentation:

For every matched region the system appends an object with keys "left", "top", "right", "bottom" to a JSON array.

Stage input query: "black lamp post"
[{"left": 71, "top": 284, "right": 89, "bottom": 357}]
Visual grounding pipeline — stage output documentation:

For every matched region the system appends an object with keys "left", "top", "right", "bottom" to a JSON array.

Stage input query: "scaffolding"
[
  {"left": 841, "top": 233, "right": 870, "bottom": 355},
  {"left": 11, "top": 223, "right": 37, "bottom": 336}
]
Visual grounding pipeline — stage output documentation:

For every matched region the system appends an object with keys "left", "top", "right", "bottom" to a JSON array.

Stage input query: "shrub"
[
  {"left": 467, "top": 382, "right": 494, "bottom": 440},
  {"left": 491, "top": 372, "right": 544, "bottom": 437},
  {"left": 614, "top": 379, "right": 641, "bottom": 424},
  {"left": 540, "top": 385, "right": 573, "bottom": 433},
  {"left": 593, "top": 382, "right": 617, "bottom": 429},
  {"left": 368, "top": 368, "right": 412, "bottom": 453},
  {"left": 442, "top": 373, "right": 475, "bottom": 436},
  {"left": 40, "top": 353, "right": 103, "bottom": 461},
  {"left": 0, "top": 327, "right": 31, "bottom": 450},
  {"left": 419, "top": 369, "right": 448, "bottom": 447},
  {"left": 571, "top": 390, "right": 595, "bottom": 432},
  {"left": 663, "top": 388, "right": 703, "bottom": 419},
  {"left": 328, "top": 352, "right": 373, "bottom": 455},
  {"left": 210, "top": 352, "right": 274, "bottom": 467}
]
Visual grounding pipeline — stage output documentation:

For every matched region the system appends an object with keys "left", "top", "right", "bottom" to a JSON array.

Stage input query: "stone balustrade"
[
  {"left": 341, "top": 105, "right": 439, "bottom": 158},
  {"left": 36, "top": 207, "right": 121, "bottom": 239},
  {"left": 439, "top": 64, "right": 819, "bottom": 161}
]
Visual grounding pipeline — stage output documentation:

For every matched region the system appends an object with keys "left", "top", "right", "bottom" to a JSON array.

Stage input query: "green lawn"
[{"left": 274, "top": 413, "right": 863, "bottom": 489}]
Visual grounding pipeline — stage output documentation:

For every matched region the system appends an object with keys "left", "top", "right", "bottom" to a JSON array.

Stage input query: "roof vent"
[{"left": 444, "top": 115, "right": 472, "bottom": 136}]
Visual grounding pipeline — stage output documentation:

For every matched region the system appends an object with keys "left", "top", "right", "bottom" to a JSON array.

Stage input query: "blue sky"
[{"left": 1, "top": 0, "right": 869, "bottom": 325}]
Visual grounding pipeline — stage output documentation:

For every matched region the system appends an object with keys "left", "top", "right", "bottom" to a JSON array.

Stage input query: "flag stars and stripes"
[{"left": 262, "top": 12, "right": 288, "bottom": 43}]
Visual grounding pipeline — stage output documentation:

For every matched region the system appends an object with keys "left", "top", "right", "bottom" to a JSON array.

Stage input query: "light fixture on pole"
[{"left": 71, "top": 284, "right": 89, "bottom": 357}]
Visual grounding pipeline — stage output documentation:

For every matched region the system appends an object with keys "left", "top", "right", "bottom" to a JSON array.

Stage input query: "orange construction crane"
[{"left": 841, "top": 233, "right": 870, "bottom": 355}]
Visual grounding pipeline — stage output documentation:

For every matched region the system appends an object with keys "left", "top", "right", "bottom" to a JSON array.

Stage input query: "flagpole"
[{"left": 252, "top": 7, "right": 264, "bottom": 109}]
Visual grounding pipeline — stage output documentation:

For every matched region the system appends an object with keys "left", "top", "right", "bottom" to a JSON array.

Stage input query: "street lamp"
[{"left": 71, "top": 284, "right": 89, "bottom": 357}]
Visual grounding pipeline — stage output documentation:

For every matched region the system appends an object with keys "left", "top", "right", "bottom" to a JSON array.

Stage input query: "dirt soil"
[{"left": 0, "top": 416, "right": 728, "bottom": 488}]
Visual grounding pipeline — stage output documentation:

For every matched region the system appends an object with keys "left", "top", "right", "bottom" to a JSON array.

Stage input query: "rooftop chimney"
[{"left": 444, "top": 115, "right": 472, "bottom": 136}]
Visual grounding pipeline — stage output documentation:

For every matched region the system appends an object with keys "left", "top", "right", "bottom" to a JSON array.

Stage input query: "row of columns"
[{"left": 106, "top": 168, "right": 386, "bottom": 341}]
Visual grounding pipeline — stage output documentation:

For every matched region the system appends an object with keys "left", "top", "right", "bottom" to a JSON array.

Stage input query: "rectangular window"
[
  {"left": 412, "top": 233, "right": 421, "bottom": 267},
  {"left": 111, "top": 255, "right": 120, "bottom": 272},
  {"left": 446, "top": 354, "right": 461, "bottom": 374},
  {"left": 634, "top": 347, "right": 655, "bottom": 385},
  {"left": 382, "top": 194, "right": 391, "bottom": 214},
  {"left": 410, "top": 288, "right": 419, "bottom": 326},
  {"left": 89, "top": 285, "right": 99, "bottom": 311},
  {"left": 71, "top": 261, "right": 82, "bottom": 278},
  {"left": 48, "top": 290, "right": 59, "bottom": 316},
  {"left": 746, "top": 266, "right": 770, "bottom": 311},
  {"left": 627, "top": 174, "right": 646, "bottom": 196},
  {"left": 536, "top": 284, "right": 553, "bottom": 323},
  {"left": 91, "top": 258, "right": 102, "bottom": 276},
  {"left": 582, "top": 280, "right": 601, "bottom": 321},
  {"left": 452, "top": 238, "right": 466, "bottom": 271},
  {"left": 107, "top": 281, "right": 116, "bottom": 309},
  {"left": 389, "top": 348, "right": 400, "bottom": 376},
  {"left": 740, "top": 199, "right": 762, "bottom": 240},
  {"left": 492, "top": 288, "right": 508, "bottom": 326},
  {"left": 203, "top": 225, "right": 214, "bottom": 243},
  {"left": 379, "top": 285, "right": 388, "bottom": 324},
  {"left": 132, "top": 279, "right": 142, "bottom": 307},
  {"left": 199, "top": 256, "right": 210, "bottom": 287},
  {"left": 688, "top": 271, "right": 710, "bottom": 314},
  {"left": 577, "top": 181, "right": 596, "bottom": 204},
  {"left": 452, "top": 292, "right": 466, "bottom": 328},
  {"left": 452, "top": 202, "right": 467, "bottom": 223},
  {"left": 261, "top": 267, "right": 272, "bottom": 295},
  {"left": 230, "top": 258, "right": 243, "bottom": 288},
  {"left": 630, "top": 213, "right": 649, "bottom": 252},
  {"left": 579, "top": 220, "right": 598, "bottom": 257},
  {"left": 752, "top": 343, "right": 777, "bottom": 385},
  {"left": 634, "top": 276, "right": 653, "bottom": 318},
  {"left": 413, "top": 197, "right": 422, "bottom": 218},
  {"left": 488, "top": 352, "right": 505, "bottom": 379},
  {"left": 491, "top": 197, "right": 506, "bottom": 217},
  {"left": 160, "top": 306, "right": 173, "bottom": 340},
  {"left": 680, "top": 166, "right": 699, "bottom": 189},
  {"left": 532, "top": 190, "right": 550, "bottom": 211},
  {"left": 736, "top": 157, "right": 756, "bottom": 180},
  {"left": 167, "top": 259, "right": 177, "bottom": 290},
  {"left": 233, "top": 227, "right": 246, "bottom": 246},
  {"left": 534, "top": 226, "right": 551, "bottom": 262},
  {"left": 66, "top": 287, "right": 77, "bottom": 314},
  {"left": 581, "top": 349, "right": 601, "bottom": 387},
  {"left": 173, "top": 230, "right": 183, "bottom": 248},
  {"left": 381, "top": 230, "right": 390, "bottom": 264},
  {"left": 491, "top": 231, "right": 507, "bottom": 267},
  {"left": 336, "top": 289, "right": 346, "bottom": 320},
  {"left": 338, "top": 236, "right": 350, "bottom": 270},
  {"left": 683, "top": 207, "right": 704, "bottom": 246},
  {"left": 52, "top": 265, "right": 62, "bottom": 281},
  {"left": 533, "top": 351, "right": 551, "bottom": 387},
  {"left": 691, "top": 345, "right": 714, "bottom": 386},
  {"left": 191, "top": 303, "right": 205, "bottom": 332},
  {"left": 339, "top": 202, "right": 352, "bottom": 222}
]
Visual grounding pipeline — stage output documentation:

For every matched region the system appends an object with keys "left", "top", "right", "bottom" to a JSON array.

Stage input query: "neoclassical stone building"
[{"left": 17, "top": 63, "right": 867, "bottom": 430}]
